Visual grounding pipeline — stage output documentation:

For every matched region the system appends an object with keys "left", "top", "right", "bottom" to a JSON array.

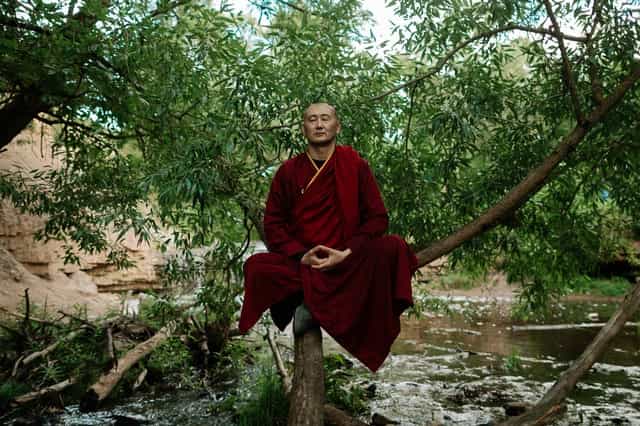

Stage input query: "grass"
[
  {"left": 569, "top": 276, "right": 631, "bottom": 297},
  {"left": 503, "top": 350, "right": 522, "bottom": 373},
  {"left": 235, "top": 367, "right": 289, "bottom": 426},
  {"left": 436, "top": 271, "right": 484, "bottom": 291}
]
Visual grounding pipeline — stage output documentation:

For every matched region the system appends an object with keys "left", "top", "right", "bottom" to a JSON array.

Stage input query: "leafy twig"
[
  {"left": 368, "top": 24, "right": 586, "bottom": 102},
  {"left": 542, "top": 0, "right": 584, "bottom": 124}
]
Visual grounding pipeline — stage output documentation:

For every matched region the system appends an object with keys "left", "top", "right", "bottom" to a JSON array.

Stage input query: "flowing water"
[
  {"left": 363, "top": 297, "right": 640, "bottom": 425},
  {"left": 10, "top": 297, "right": 640, "bottom": 425}
]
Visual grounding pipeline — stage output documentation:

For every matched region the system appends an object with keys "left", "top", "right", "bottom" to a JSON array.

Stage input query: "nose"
[{"left": 315, "top": 121, "right": 324, "bottom": 129}]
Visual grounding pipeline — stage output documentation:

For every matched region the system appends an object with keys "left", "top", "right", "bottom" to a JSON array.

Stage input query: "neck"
[{"left": 306, "top": 141, "right": 336, "bottom": 160}]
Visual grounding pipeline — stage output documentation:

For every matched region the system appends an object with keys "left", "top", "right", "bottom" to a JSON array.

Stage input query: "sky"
[{"left": 226, "top": 0, "right": 400, "bottom": 46}]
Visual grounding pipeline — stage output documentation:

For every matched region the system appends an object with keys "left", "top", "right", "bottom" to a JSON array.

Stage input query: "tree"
[{"left": 2, "top": 0, "right": 640, "bottom": 423}]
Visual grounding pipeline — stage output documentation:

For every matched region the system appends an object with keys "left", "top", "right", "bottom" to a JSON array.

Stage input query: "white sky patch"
[{"left": 219, "top": 0, "right": 401, "bottom": 52}]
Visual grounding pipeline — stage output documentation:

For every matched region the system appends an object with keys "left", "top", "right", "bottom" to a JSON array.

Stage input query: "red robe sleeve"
[
  {"left": 345, "top": 159, "right": 389, "bottom": 253},
  {"left": 263, "top": 164, "right": 308, "bottom": 258}
]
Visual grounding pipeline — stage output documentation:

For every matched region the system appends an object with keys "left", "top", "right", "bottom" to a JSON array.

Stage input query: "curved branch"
[
  {"left": 368, "top": 24, "right": 587, "bottom": 103},
  {"left": 414, "top": 64, "right": 640, "bottom": 267},
  {"left": 35, "top": 115, "right": 137, "bottom": 141},
  {"left": 542, "top": 0, "right": 584, "bottom": 123}
]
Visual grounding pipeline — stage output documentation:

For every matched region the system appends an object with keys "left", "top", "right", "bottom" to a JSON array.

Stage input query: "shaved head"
[
  {"left": 302, "top": 102, "right": 341, "bottom": 146},
  {"left": 303, "top": 103, "right": 339, "bottom": 121}
]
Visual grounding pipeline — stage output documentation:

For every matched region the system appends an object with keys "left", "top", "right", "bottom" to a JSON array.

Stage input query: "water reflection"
[{"left": 371, "top": 298, "right": 640, "bottom": 425}]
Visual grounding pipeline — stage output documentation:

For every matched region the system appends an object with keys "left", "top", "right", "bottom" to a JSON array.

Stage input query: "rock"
[
  {"left": 0, "top": 122, "right": 170, "bottom": 299},
  {"left": 504, "top": 401, "right": 532, "bottom": 416},
  {"left": 365, "top": 382, "right": 377, "bottom": 398},
  {"left": 10, "top": 416, "right": 44, "bottom": 426},
  {"left": 112, "top": 415, "right": 146, "bottom": 425},
  {"left": 371, "top": 412, "right": 400, "bottom": 425}
]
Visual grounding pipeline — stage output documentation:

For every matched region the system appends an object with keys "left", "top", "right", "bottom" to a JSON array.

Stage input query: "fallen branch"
[
  {"left": 266, "top": 328, "right": 292, "bottom": 394},
  {"left": 511, "top": 322, "right": 639, "bottom": 331},
  {"left": 0, "top": 306, "right": 60, "bottom": 327},
  {"left": 12, "top": 378, "right": 77, "bottom": 405},
  {"left": 17, "top": 326, "right": 89, "bottom": 372},
  {"left": 80, "top": 321, "right": 177, "bottom": 411},
  {"left": 132, "top": 368, "right": 147, "bottom": 392},
  {"left": 57, "top": 310, "right": 96, "bottom": 329}
]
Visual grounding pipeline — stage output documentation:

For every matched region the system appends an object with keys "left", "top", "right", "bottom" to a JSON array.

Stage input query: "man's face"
[{"left": 302, "top": 103, "right": 341, "bottom": 146}]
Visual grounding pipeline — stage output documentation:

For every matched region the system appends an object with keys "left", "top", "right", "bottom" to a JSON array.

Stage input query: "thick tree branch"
[
  {"left": 0, "top": 1, "right": 112, "bottom": 150},
  {"left": 415, "top": 64, "right": 640, "bottom": 267},
  {"left": 12, "top": 378, "right": 77, "bottom": 405},
  {"left": 542, "top": 0, "right": 584, "bottom": 123},
  {"left": 369, "top": 24, "right": 587, "bottom": 102},
  {"left": 499, "top": 279, "right": 640, "bottom": 425},
  {"left": 0, "top": 91, "right": 51, "bottom": 151},
  {"left": 19, "top": 326, "right": 89, "bottom": 370},
  {"left": 585, "top": 0, "right": 605, "bottom": 104},
  {"left": 266, "top": 328, "right": 292, "bottom": 394},
  {"left": 274, "top": 0, "right": 309, "bottom": 14},
  {"left": 148, "top": 0, "right": 192, "bottom": 18}
]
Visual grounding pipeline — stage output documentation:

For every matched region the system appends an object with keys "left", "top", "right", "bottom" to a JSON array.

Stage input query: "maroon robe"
[{"left": 239, "top": 145, "right": 417, "bottom": 371}]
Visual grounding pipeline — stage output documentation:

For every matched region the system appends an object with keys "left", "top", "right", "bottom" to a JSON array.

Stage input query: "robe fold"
[{"left": 239, "top": 145, "right": 417, "bottom": 371}]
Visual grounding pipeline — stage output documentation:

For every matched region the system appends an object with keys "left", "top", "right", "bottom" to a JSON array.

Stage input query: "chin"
[{"left": 309, "top": 139, "right": 335, "bottom": 146}]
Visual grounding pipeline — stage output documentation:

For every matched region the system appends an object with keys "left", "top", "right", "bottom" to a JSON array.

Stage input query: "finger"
[
  {"left": 315, "top": 245, "right": 335, "bottom": 254},
  {"left": 311, "top": 258, "right": 330, "bottom": 269}
]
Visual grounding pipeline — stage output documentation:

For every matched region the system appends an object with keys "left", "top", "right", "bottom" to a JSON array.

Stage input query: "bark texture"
[
  {"left": 324, "top": 404, "right": 368, "bottom": 426},
  {"left": 80, "top": 321, "right": 175, "bottom": 411},
  {"left": 0, "top": 92, "right": 50, "bottom": 151},
  {"left": 288, "top": 327, "right": 325, "bottom": 426},
  {"left": 499, "top": 280, "right": 640, "bottom": 425},
  {"left": 12, "top": 378, "right": 77, "bottom": 405}
]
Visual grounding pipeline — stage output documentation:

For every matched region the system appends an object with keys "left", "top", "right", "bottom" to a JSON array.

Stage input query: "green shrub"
[
  {"left": 324, "top": 353, "right": 369, "bottom": 417},
  {"left": 503, "top": 350, "right": 522, "bottom": 373},
  {"left": 568, "top": 276, "right": 631, "bottom": 297},
  {"left": 235, "top": 367, "right": 289, "bottom": 426}
]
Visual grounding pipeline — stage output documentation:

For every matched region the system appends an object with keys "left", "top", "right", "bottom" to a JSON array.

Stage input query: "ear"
[{"left": 336, "top": 121, "right": 342, "bottom": 134}]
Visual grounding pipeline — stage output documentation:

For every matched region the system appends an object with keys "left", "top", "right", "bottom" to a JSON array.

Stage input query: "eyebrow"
[{"left": 306, "top": 114, "right": 333, "bottom": 119}]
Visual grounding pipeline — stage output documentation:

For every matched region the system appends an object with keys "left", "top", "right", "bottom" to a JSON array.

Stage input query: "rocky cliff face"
[{"left": 0, "top": 121, "right": 166, "bottom": 295}]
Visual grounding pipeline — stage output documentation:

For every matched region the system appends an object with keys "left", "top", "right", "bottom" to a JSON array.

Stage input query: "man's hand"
[{"left": 301, "top": 245, "right": 352, "bottom": 271}]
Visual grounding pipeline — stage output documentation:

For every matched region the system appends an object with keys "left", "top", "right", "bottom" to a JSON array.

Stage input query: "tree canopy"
[{"left": 1, "top": 0, "right": 639, "bottom": 310}]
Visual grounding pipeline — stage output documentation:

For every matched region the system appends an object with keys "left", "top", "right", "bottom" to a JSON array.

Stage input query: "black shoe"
[{"left": 293, "top": 303, "right": 316, "bottom": 336}]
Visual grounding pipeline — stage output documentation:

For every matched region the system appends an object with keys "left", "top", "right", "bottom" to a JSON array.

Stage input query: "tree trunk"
[
  {"left": 79, "top": 321, "right": 175, "bottom": 411},
  {"left": 0, "top": 92, "right": 49, "bottom": 151},
  {"left": 288, "top": 326, "right": 325, "bottom": 426},
  {"left": 499, "top": 279, "right": 640, "bottom": 425}
]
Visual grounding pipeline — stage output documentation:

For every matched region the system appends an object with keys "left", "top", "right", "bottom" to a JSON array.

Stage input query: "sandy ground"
[
  {"left": 0, "top": 247, "right": 119, "bottom": 319},
  {"left": 424, "top": 271, "right": 518, "bottom": 300}
]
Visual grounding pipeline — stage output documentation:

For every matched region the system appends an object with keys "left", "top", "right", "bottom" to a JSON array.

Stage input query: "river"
[{"left": 13, "top": 296, "right": 640, "bottom": 425}]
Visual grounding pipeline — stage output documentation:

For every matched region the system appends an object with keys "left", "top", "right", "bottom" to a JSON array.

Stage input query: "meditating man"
[{"left": 238, "top": 102, "right": 417, "bottom": 371}]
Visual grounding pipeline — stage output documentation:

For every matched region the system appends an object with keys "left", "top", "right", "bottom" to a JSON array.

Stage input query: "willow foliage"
[{"left": 1, "top": 0, "right": 639, "bottom": 309}]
